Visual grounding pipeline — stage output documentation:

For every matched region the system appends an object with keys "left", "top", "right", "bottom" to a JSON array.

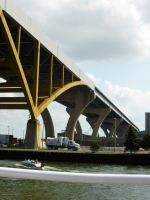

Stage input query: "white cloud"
[
  {"left": 85, "top": 72, "right": 101, "bottom": 85},
  {"left": 105, "top": 81, "right": 150, "bottom": 130},
  {"left": 0, "top": 110, "right": 29, "bottom": 136},
  {"left": 14, "top": 0, "right": 150, "bottom": 62}
]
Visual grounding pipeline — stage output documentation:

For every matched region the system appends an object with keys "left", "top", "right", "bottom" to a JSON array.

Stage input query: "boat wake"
[
  {"left": 15, "top": 163, "right": 24, "bottom": 168},
  {"left": 42, "top": 166, "right": 62, "bottom": 171}
]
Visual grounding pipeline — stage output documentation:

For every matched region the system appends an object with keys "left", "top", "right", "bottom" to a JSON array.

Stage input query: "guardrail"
[
  {"left": 0, "top": 167, "right": 150, "bottom": 184},
  {"left": 99, "top": 147, "right": 124, "bottom": 152}
]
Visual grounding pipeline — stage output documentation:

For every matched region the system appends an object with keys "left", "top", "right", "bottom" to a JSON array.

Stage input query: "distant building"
[
  {"left": 145, "top": 113, "right": 150, "bottom": 133},
  {"left": 0, "top": 133, "right": 13, "bottom": 144}
]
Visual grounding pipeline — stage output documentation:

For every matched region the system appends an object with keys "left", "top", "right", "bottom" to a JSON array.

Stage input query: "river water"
[{"left": 0, "top": 160, "right": 150, "bottom": 200}]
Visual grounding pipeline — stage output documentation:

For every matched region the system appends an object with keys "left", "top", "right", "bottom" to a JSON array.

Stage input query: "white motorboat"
[{"left": 20, "top": 159, "right": 44, "bottom": 168}]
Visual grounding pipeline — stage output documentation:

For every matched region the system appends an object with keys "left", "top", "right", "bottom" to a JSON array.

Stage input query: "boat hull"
[{"left": 20, "top": 160, "right": 42, "bottom": 168}]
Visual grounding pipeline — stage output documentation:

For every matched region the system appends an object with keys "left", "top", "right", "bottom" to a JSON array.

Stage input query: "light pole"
[
  {"left": 12, "top": 129, "right": 14, "bottom": 136},
  {"left": 23, "top": 131, "right": 25, "bottom": 139},
  {"left": 114, "top": 118, "right": 116, "bottom": 152},
  {"left": 42, "top": 121, "right": 46, "bottom": 149},
  {"left": 7, "top": 126, "right": 10, "bottom": 135}
]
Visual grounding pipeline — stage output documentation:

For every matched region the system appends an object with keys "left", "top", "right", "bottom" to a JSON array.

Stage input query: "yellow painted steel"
[
  {"left": 38, "top": 96, "right": 49, "bottom": 99},
  {"left": 71, "top": 73, "right": 74, "bottom": 82},
  {"left": 49, "top": 55, "right": 53, "bottom": 96},
  {"left": 32, "top": 41, "right": 40, "bottom": 107},
  {"left": 16, "top": 26, "right": 21, "bottom": 54},
  {"left": 61, "top": 65, "right": 64, "bottom": 87},
  {"left": 37, "top": 80, "right": 86, "bottom": 116},
  {"left": 0, "top": 9, "right": 87, "bottom": 119},
  {"left": 0, "top": 9, "right": 37, "bottom": 117}
]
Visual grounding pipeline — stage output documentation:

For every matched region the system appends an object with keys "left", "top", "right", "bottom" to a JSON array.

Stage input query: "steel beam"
[
  {"left": 16, "top": 26, "right": 21, "bottom": 54},
  {"left": 0, "top": 9, "right": 36, "bottom": 117},
  {"left": 49, "top": 54, "right": 53, "bottom": 96},
  {"left": 0, "top": 97, "right": 26, "bottom": 102},
  {"left": 0, "top": 104, "right": 28, "bottom": 109},
  {"left": 61, "top": 65, "right": 64, "bottom": 87},
  {"left": 0, "top": 88, "right": 22, "bottom": 92},
  {"left": 32, "top": 41, "right": 40, "bottom": 107}
]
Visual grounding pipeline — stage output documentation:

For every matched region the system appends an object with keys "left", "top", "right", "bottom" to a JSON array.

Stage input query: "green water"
[{"left": 0, "top": 160, "right": 150, "bottom": 200}]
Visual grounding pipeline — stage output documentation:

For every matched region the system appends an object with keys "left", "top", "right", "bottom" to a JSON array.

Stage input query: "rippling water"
[{"left": 0, "top": 160, "right": 150, "bottom": 200}]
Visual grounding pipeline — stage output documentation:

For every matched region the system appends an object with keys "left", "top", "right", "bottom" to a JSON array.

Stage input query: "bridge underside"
[
  {"left": 0, "top": 9, "right": 93, "bottom": 148},
  {"left": 0, "top": 9, "right": 87, "bottom": 120},
  {"left": 0, "top": 6, "right": 139, "bottom": 148}
]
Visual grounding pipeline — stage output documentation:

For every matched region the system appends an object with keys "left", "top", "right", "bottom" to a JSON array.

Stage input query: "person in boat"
[{"left": 35, "top": 159, "right": 38, "bottom": 163}]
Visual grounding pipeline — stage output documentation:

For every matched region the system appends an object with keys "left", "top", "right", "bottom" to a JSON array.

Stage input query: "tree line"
[
  {"left": 124, "top": 126, "right": 150, "bottom": 154},
  {"left": 90, "top": 126, "right": 150, "bottom": 154}
]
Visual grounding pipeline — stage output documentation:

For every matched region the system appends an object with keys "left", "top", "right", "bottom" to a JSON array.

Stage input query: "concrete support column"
[
  {"left": 57, "top": 91, "right": 95, "bottom": 140},
  {"left": 85, "top": 108, "right": 111, "bottom": 140},
  {"left": 101, "top": 124, "right": 113, "bottom": 137},
  {"left": 109, "top": 118, "right": 123, "bottom": 137},
  {"left": 86, "top": 118, "right": 97, "bottom": 130},
  {"left": 41, "top": 108, "right": 55, "bottom": 139},
  {"left": 101, "top": 118, "right": 114, "bottom": 137},
  {"left": 75, "top": 121, "right": 82, "bottom": 141},
  {"left": 24, "top": 119, "right": 42, "bottom": 149},
  {"left": 66, "top": 108, "right": 82, "bottom": 141},
  {"left": 116, "top": 124, "right": 130, "bottom": 138}
]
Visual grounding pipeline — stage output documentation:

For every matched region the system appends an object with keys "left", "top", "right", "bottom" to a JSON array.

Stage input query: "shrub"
[{"left": 90, "top": 141, "right": 99, "bottom": 153}]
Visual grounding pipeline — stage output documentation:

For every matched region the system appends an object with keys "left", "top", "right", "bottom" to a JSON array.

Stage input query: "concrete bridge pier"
[
  {"left": 101, "top": 118, "right": 114, "bottom": 137},
  {"left": 66, "top": 107, "right": 110, "bottom": 141},
  {"left": 108, "top": 118, "right": 123, "bottom": 137},
  {"left": 101, "top": 124, "right": 112, "bottom": 137},
  {"left": 101, "top": 118, "right": 123, "bottom": 138},
  {"left": 66, "top": 108, "right": 82, "bottom": 141},
  {"left": 41, "top": 108, "right": 55, "bottom": 138},
  {"left": 86, "top": 117, "right": 97, "bottom": 131},
  {"left": 116, "top": 124, "right": 130, "bottom": 137},
  {"left": 85, "top": 108, "right": 111, "bottom": 140},
  {"left": 57, "top": 91, "right": 96, "bottom": 140},
  {"left": 24, "top": 119, "right": 42, "bottom": 149}
]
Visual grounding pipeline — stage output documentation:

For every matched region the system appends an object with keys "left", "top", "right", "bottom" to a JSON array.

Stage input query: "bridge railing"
[{"left": 0, "top": 167, "right": 150, "bottom": 184}]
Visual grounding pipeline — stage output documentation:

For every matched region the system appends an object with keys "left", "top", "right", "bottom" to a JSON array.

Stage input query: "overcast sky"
[{"left": 1, "top": 0, "right": 150, "bottom": 138}]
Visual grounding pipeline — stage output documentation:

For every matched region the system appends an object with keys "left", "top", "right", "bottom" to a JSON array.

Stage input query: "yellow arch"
[{"left": 34, "top": 80, "right": 86, "bottom": 118}]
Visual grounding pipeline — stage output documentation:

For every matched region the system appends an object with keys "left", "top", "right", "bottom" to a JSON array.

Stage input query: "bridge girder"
[{"left": 0, "top": 9, "right": 86, "bottom": 118}]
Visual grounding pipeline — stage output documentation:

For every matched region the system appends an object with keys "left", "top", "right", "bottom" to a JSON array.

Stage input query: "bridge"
[{"left": 0, "top": 0, "right": 139, "bottom": 148}]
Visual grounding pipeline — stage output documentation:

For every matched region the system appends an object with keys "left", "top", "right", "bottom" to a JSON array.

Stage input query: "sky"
[{"left": 1, "top": 0, "right": 150, "bottom": 138}]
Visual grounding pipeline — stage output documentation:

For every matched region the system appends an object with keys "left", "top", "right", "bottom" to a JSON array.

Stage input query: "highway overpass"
[{"left": 0, "top": 0, "right": 139, "bottom": 148}]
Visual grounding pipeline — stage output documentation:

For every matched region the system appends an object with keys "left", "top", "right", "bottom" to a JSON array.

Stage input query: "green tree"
[
  {"left": 141, "top": 132, "right": 150, "bottom": 150},
  {"left": 124, "top": 126, "right": 139, "bottom": 154},
  {"left": 90, "top": 141, "right": 99, "bottom": 153}
]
